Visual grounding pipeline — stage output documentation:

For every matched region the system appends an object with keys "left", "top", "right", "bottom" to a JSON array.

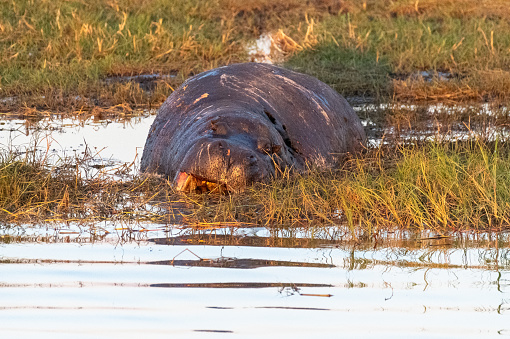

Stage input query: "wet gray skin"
[{"left": 140, "top": 63, "right": 366, "bottom": 192}]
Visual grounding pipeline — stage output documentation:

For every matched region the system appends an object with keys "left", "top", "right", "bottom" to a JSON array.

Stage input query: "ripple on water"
[{"left": 0, "top": 222, "right": 509, "bottom": 338}]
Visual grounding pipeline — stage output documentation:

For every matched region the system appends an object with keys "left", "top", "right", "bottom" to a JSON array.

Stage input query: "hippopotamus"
[{"left": 140, "top": 62, "right": 366, "bottom": 193}]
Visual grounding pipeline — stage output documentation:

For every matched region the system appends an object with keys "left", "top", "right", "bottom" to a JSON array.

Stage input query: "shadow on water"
[
  {"left": 150, "top": 282, "right": 332, "bottom": 288},
  {"left": 149, "top": 258, "right": 334, "bottom": 269},
  {"left": 150, "top": 231, "right": 510, "bottom": 249},
  {"left": 0, "top": 256, "right": 334, "bottom": 269}
]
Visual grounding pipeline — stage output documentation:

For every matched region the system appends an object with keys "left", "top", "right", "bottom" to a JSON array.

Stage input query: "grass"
[
  {"left": 285, "top": 0, "right": 510, "bottom": 101},
  {"left": 178, "top": 139, "right": 510, "bottom": 235},
  {"left": 2, "top": 0, "right": 510, "bottom": 111},
  {"left": 2, "top": 1, "right": 510, "bottom": 236},
  {"left": 0, "top": 142, "right": 171, "bottom": 224},
  {"left": 3, "top": 136, "right": 510, "bottom": 236},
  {"left": 0, "top": 0, "right": 245, "bottom": 110}
]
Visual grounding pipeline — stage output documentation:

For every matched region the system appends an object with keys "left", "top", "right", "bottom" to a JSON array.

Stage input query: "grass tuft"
[
  {"left": 0, "top": 142, "right": 170, "bottom": 224},
  {"left": 2, "top": 138, "right": 510, "bottom": 234}
]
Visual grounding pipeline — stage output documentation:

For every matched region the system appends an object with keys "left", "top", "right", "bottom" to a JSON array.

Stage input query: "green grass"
[
  {"left": 285, "top": 44, "right": 391, "bottom": 99},
  {"left": 286, "top": 0, "right": 510, "bottom": 101},
  {"left": 0, "top": 0, "right": 246, "bottom": 109},
  {"left": 2, "top": 0, "right": 510, "bottom": 110},
  {"left": 338, "top": 141, "right": 510, "bottom": 232},
  {"left": 158, "top": 139, "right": 510, "bottom": 234},
  {"left": 1, "top": 137, "right": 510, "bottom": 234}
]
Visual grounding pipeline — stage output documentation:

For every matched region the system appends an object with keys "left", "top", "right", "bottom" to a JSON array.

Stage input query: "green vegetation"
[
  {"left": 180, "top": 140, "right": 510, "bottom": 234},
  {"left": 2, "top": 0, "right": 510, "bottom": 234},
  {"left": 0, "top": 144, "right": 170, "bottom": 223},
  {"left": 2, "top": 0, "right": 510, "bottom": 111},
  {"left": 285, "top": 0, "right": 510, "bottom": 101},
  {"left": 2, "top": 139, "right": 510, "bottom": 235},
  {"left": 0, "top": 0, "right": 245, "bottom": 110}
]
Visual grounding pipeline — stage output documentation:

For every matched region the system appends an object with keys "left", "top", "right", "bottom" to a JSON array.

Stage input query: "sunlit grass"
[
  {"left": 0, "top": 0, "right": 245, "bottom": 109},
  {"left": 1, "top": 137, "right": 510, "bottom": 233},
  {"left": 169, "top": 140, "right": 510, "bottom": 233},
  {"left": 286, "top": 1, "right": 510, "bottom": 101},
  {"left": 2, "top": 0, "right": 510, "bottom": 109},
  {"left": 0, "top": 142, "right": 170, "bottom": 224}
]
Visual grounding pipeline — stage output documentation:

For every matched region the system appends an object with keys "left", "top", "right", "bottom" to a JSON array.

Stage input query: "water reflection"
[
  {"left": 0, "top": 112, "right": 156, "bottom": 180},
  {"left": 0, "top": 223, "right": 509, "bottom": 338}
]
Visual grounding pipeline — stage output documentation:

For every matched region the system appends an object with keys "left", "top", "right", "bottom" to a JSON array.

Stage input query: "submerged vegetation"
[{"left": 2, "top": 1, "right": 510, "bottom": 235}]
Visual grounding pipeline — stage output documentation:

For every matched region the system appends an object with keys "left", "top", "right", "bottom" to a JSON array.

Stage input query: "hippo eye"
[
  {"left": 257, "top": 138, "right": 280, "bottom": 154},
  {"left": 257, "top": 139, "right": 271, "bottom": 153},
  {"left": 272, "top": 144, "right": 281, "bottom": 154},
  {"left": 211, "top": 120, "right": 228, "bottom": 136}
]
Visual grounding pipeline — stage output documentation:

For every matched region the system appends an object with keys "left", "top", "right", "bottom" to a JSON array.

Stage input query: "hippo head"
[{"left": 173, "top": 113, "right": 289, "bottom": 193}]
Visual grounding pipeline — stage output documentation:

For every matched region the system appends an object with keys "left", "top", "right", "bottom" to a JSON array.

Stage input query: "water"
[
  {"left": 356, "top": 102, "right": 510, "bottom": 147},
  {"left": 0, "top": 111, "right": 509, "bottom": 338},
  {"left": 0, "top": 112, "right": 156, "bottom": 178},
  {"left": 1, "top": 225, "right": 509, "bottom": 338}
]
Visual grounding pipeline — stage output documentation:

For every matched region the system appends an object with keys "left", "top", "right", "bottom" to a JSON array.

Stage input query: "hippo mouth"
[{"left": 175, "top": 171, "right": 228, "bottom": 193}]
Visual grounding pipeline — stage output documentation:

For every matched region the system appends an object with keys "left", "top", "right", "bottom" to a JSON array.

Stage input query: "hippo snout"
[{"left": 175, "top": 139, "right": 271, "bottom": 193}]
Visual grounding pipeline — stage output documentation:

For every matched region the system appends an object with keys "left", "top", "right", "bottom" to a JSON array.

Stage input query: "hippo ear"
[{"left": 272, "top": 144, "right": 281, "bottom": 154}]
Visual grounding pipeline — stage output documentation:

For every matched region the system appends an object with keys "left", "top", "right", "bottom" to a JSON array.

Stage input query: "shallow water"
[
  {"left": 1, "top": 224, "right": 509, "bottom": 338},
  {"left": 1, "top": 102, "right": 507, "bottom": 172},
  {"left": 0, "top": 112, "right": 156, "bottom": 178},
  {"left": 0, "top": 112, "right": 509, "bottom": 338}
]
